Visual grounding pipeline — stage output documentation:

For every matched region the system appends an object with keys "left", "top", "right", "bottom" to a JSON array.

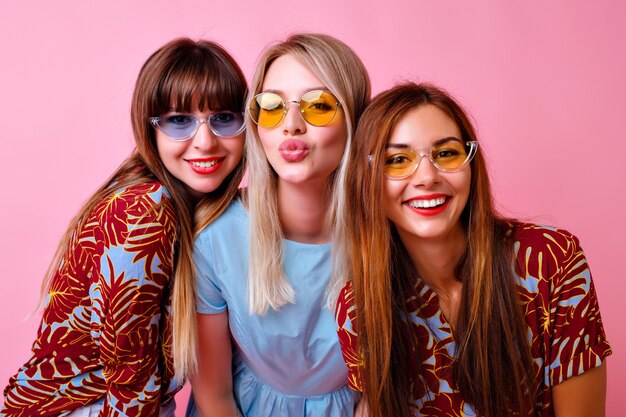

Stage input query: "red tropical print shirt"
[
  {"left": 335, "top": 224, "right": 612, "bottom": 416},
  {"left": 1, "top": 182, "right": 180, "bottom": 417}
]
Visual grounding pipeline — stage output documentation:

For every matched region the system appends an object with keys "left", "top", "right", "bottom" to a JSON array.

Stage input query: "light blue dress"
[{"left": 186, "top": 199, "right": 355, "bottom": 417}]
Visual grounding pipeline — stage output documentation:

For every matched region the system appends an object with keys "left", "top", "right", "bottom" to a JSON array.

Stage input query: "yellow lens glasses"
[
  {"left": 382, "top": 139, "right": 478, "bottom": 179},
  {"left": 249, "top": 90, "right": 341, "bottom": 128}
]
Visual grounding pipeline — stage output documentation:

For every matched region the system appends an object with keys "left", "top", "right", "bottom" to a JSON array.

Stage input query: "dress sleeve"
[
  {"left": 546, "top": 230, "right": 611, "bottom": 385},
  {"left": 335, "top": 281, "right": 364, "bottom": 392},
  {"left": 516, "top": 226, "right": 612, "bottom": 387},
  {"left": 90, "top": 186, "right": 178, "bottom": 417},
  {"left": 194, "top": 233, "right": 227, "bottom": 314}
]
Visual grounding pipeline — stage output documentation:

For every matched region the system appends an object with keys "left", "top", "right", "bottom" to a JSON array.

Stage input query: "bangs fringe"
[{"left": 151, "top": 47, "right": 246, "bottom": 116}]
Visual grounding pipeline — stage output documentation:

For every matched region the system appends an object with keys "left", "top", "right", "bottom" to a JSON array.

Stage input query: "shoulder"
[
  {"left": 510, "top": 222, "right": 593, "bottom": 312},
  {"left": 194, "top": 199, "right": 248, "bottom": 273},
  {"left": 82, "top": 181, "right": 178, "bottom": 249},
  {"left": 195, "top": 198, "right": 247, "bottom": 244},
  {"left": 511, "top": 222, "right": 580, "bottom": 248},
  {"left": 111, "top": 181, "right": 175, "bottom": 212},
  {"left": 510, "top": 222, "right": 583, "bottom": 273},
  {"left": 92, "top": 181, "right": 177, "bottom": 224}
]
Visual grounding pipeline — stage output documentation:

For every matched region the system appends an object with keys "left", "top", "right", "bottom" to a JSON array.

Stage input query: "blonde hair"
[
  {"left": 244, "top": 33, "right": 370, "bottom": 314},
  {"left": 38, "top": 38, "right": 247, "bottom": 382}
]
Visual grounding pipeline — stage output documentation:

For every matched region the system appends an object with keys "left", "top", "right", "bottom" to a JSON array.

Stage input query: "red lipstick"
[
  {"left": 403, "top": 193, "right": 450, "bottom": 217},
  {"left": 186, "top": 157, "right": 224, "bottom": 174}
]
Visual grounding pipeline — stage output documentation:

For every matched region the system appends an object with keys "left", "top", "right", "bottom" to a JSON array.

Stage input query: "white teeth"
[
  {"left": 191, "top": 160, "right": 218, "bottom": 168},
  {"left": 407, "top": 196, "right": 446, "bottom": 208}
]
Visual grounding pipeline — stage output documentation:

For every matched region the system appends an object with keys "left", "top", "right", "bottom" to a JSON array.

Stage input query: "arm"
[
  {"left": 552, "top": 361, "right": 607, "bottom": 417},
  {"left": 517, "top": 226, "right": 612, "bottom": 417},
  {"left": 189, "top": 312, "right": 241, "bottom": 417},
  {"left": 354, "top": 395, "right": 370, "bottom": 417},
  {"left": 93, "top": 185, "right": 178, "bottom": 416},
  {"left": 545, "top": 231, "right": 611, "bottom": 417},
  {"left": 335, "top": 281, "right": 365, "bottom": 392},
  {"left": 337, "top": 286, "right": 369, "bottom": 417},
  {"left": 97, "top": 244, "right": 167, "bottom": 416}
]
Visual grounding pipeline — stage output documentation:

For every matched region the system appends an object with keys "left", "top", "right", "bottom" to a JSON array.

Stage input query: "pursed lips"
[{"left": 279, "top": 139, "right": 309, "bottom": 162}]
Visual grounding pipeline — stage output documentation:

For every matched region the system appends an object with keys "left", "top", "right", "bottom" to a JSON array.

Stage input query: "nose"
[
  {"left": 282, "top": 101, "right": 307, "bottom": 135},
  {"left": 191, "top": 120, "right": 219, "bottom": 150},
  {"left": 409, "top": 154, "right": 440, "bottom": 188}
]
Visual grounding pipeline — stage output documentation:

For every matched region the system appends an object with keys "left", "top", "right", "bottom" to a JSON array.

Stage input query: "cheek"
[
  {"left": 452, "top": 170, "right": 472, "bottom": 208},
  {"left": 155, "top": 135, "right": 173, "bottom": 163},
  {"left": 225, "top": 137, "right": 245, "bottom": 161},
  {"left": 330, "top": 121, "right": 348, "bottom": 149},
  {"left": 155, "top": 135, "right": 187, "bottom": 167},
  {"left": 318, "top": 123, "right": 348, "bottom": 162},
  {"left": 256, "top": 130, "right": 274, "bottom": 156},
  {"left": 461, "top": 170, "right": 472, "bottom": 197}
]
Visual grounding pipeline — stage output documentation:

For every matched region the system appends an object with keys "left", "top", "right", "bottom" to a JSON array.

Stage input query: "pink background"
[{"left": 1, "top": 1, "right": 624, "bottom": 415}]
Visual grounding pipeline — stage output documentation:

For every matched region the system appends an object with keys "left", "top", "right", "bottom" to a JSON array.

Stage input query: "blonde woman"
[
  {"left": 1, "top": 38, "right": 247, "bottom": 417},
  {"left": 186, "top": 33, "right": 370, "bottom": 417}
]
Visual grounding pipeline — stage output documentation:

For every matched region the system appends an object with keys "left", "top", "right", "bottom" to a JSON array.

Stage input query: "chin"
[
  {"left": 186, "top": 182, "right": 222, "bottom": 198},
  {"left": 398, "top": 222, "right": 453, "bottom": 241},
  {"left": 275, "top": 169, "right": 312, "bottom": 185}
]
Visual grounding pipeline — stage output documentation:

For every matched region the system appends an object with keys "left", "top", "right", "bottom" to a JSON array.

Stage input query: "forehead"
[
  {"left": 262, "top": 54, "right": 327, "bottom": 98},
  {"left": 387, "top": 104, "right": 461, "bottom": 147},
  {"left": 158, "top": 89, "right": 218, "bottom": 114}
]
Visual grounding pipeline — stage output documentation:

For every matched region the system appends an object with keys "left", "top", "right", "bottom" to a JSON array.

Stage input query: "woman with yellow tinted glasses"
[
  {"left": 186, "top": 33, "right": 370, "bottom": 417},
  {"left": 336, "top": 83, "right": 611, "bottom": 417},
  {"left": 249, "top": 89, "right": 341, "bottom": 128}
]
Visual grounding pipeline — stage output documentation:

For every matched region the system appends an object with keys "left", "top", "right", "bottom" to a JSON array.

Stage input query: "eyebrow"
[
  {"left": 386, "top": 136, "right": 463, "bottom": 149},
  {"left": 261, "top": 87, "right": 329, "bottom": 97}
]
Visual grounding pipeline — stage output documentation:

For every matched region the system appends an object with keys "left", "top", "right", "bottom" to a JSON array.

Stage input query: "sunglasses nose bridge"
[
  {"left": 190, "top": 118, "right": 219, "bottom": 140},
  {"left": 193, "top": 118, "right": 208, "bottom": 136},
  {"left": 282, "top": 99, "right": 307, "bottom": 125},
  {"left": 409, "top": 151, "right": 440, "bottom": 177},
  {"left": 399, "top": 152, "right": 439, "bottom": 187},
  {"left": 191, "top": 118, "right": 222, "bottom": 148},
  {"left": 283, "top": 99, "right": 301, "bottom": 114}
]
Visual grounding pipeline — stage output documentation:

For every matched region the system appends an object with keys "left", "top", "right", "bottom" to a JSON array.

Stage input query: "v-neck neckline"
[{"left": 412, "top": 277, "right": 456, "bottom": 332}]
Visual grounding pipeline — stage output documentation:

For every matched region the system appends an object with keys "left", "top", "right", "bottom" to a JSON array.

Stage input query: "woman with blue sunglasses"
[
  {"left": 186, "top": 33, "right": 370, "bottom": 417},
  {"left": 0, "top": 38, "right": 247, "bottom": 417}
]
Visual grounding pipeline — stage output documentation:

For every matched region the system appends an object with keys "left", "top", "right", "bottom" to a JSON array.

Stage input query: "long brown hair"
[
  {"left": 39, "top": 38, "right": 247, "bottom": 381},
  {"left": 343, "top": 83, "right": 535, "bottom": 417}
]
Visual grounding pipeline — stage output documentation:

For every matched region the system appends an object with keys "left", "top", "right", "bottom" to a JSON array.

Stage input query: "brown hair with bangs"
[
  {"left": 39, "top": 38, "right": 247, "bottom": 381},
  {"left": 344, "top": 82, "right": 535, "bottom": 417}
]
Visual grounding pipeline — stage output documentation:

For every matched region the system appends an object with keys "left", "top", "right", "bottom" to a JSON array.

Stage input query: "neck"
[
  {"left": 398, "top": 225, "right": 467, "bottom": 325},
  {"left": 277, "top": 178, "right": 332, "bottom": 244}
]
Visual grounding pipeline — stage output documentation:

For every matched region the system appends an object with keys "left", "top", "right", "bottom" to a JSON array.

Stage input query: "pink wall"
[{"left": 1, "top": 1, "right": 624, "bottom": 415}]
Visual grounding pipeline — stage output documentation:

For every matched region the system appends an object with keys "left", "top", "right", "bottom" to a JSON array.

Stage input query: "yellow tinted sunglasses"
[
  {"left": 377, "top": 139, "right": 478, "bottom": 179},
  {"left": 248, "top": 90, "right": 341, "bottom": 128}
]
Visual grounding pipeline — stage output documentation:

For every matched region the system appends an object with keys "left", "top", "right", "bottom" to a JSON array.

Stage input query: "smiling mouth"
[
  {"left": 407, "top": 196, "right": 447, "bottom": 209},
  {"left": 189, "top": 160, "right": 219, "bottom": 168}
]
